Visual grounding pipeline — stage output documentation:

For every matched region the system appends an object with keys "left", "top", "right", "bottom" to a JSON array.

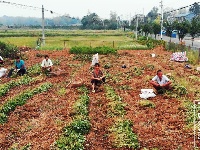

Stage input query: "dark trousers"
[
  {"left": 153, "top": 85, "right": 171, "bottom": 94},
  {"left": 91, "top": 77, "right": 105, "bottom": 86},
  {"left": 7, "top": 68, "right": 26, "bottom": 77}
]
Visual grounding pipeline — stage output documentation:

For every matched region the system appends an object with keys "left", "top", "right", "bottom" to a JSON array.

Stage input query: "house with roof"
[{"left": 175, "top": 12, "right": 195, "bottom": 22}]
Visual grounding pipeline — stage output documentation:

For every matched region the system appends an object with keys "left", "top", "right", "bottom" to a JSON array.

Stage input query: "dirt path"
[{"left": 85, "top": 91, "right": 114, "bottom": 150}]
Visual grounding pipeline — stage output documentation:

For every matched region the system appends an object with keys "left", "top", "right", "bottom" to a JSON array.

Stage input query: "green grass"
[
  {"left": 0, "top": 37, "right": 39, "bottom": 48},
  {"left": 187, "top": 50, "right": 199, "bottom": 65},
  {"left": 0, "top": 29, "right": 148, "bottom": 50}
]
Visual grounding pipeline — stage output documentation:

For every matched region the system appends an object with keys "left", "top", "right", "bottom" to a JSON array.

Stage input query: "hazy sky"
[{"left": 0, "top": 0, "right": 198, "bottom": 19}]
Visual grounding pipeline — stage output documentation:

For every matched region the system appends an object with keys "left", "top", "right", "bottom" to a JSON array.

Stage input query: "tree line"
[
  {"left": 133, "top": 2, "right": 200, "bottom": 44},
  {"left": 0, "top": 2, "right": 199, "bottom": 41}
]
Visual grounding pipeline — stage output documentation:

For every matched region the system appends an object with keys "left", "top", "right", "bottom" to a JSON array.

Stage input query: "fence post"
[
  {"left": 64, "top": 41, "right": 66, "bottom": 49},
  {"left": 188, "top": 45, "right": 191, "bottom": 51},
  {"left": 113, "top": 41, "right": 114, "bottom": 48},
  {"left": 199, "top": 48, "right": 200, "bottom": 62}
]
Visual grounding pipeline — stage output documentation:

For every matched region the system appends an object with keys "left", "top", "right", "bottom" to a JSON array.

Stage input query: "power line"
[
  {"left": 0, "top": 0, "right": 63, "bottom": 16},
  {"left": 164, "top": 2, "right": 200, "bottom": 14}
]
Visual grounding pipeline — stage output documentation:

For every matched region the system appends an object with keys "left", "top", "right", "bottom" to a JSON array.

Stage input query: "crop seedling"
[
  {"left": 52, "top": 59, "right": 61, "bottom": 65},
  {"left": 138, "top": 100, "right": 156, "bottom": 108},
  {"left": 0, "top": 75, "right": 36, "bottom": 97},
  {"left": 109, "top": 119, "right": 139, "bottom": 149},
  {"left": 73, "top": 54, "right": 92, "bottom": 61},
  {"left": 55, "top": 88, "right": 90, "bottom": 150},
  {"left": 0, "top": 82, "right": 52, "bottom": 124},
  {"left": 104, "top": 62, "right": 112, "bottom": 69},
  {"left": 57, "top": 87, "right": 66, "bottom": 97},
  {"left": 145, "top": 64, "right": 155, "bottom": 71}
]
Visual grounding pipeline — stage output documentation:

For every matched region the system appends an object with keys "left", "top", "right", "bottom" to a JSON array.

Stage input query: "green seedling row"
[
  {"left": 105, "top": 86, "right": 139, "bottom": 149},
  {"left": 109, "top": 119, "right": 139, "bottom": 149},
  {"left": 55, "top": 87, "right": 90, "bottom": 150},
  {"left": 105, "top": 86, "right": 126, "bottom": 117},
  {"left": 0, "top": 75, "right": 36, "bottom": 97},
  {"left": 0, "top": 82, "right": 52, "bottom": 124}
]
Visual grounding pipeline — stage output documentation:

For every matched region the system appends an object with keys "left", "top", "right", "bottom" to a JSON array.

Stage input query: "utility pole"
[
  {"left": 135, "top": 15, "right": 138, "bottom": 40},
  {"left": 42, "top": 5, "right": 45, "bottom": 45},
  {"left": 160, "top": 0, "right": 163, "bottom": 40}
]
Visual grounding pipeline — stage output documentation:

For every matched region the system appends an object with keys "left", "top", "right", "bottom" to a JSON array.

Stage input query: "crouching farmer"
[
  {"left": 91, "top": 63, "right": 105, "bottom": 93},
  {"left": 150, "top": 70, "right": 172, "bottom": 94},
  {"left": 7, "top": 56, "right": 26, "bottom": 78},
  {"left": 41, "top": 55, "right": 53, "bottom": 73}
]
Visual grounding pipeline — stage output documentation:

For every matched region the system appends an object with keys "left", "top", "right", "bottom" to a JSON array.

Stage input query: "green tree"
[
  {"left": 189, "top": 17, "right": 200, "bottom": 46},
  {"left": 152, "top": 22, "right": 161, "bottom": 39},
  {"left": 146, "top": 7, "right": 159, "bottom": 22},
  {"left": 163, "top": 21, "right": 172, "bottom": 37},
  {"left": 81, "top": 13, "right": 102, "bottom": 29},
  {"left": 109, "top": 11, "right": 118, "bottom": 30},
  {"left": 173, "top": 20, "right": 190, "bottom": 42},
  {"left": 142, "top": 23, "right": 152, "bottom": 36}
]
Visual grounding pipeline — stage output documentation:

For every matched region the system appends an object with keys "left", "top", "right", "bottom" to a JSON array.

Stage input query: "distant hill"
[{"left": 0, "top": 15, "right": 82, "bottom": 27}]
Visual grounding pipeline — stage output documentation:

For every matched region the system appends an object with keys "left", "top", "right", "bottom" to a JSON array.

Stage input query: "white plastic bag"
[
  {"left": 91, "top": 53, "right": 98, "bottom": 66},
  {"left": 0, "top": 68, "right": 7, "bottom": 77},
  {"left": 139, "top": 89, "right": 156, "bottom": 99}
]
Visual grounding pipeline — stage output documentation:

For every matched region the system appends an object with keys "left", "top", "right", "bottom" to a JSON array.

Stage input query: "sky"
[{"left": 0, "top": 0, "right": 199, "bottom": 19}]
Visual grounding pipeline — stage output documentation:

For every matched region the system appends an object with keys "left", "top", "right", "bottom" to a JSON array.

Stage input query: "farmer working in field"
[
  {"left": 91, "top": 63, "right": 105, "bottom": 93},
  {"left": 7, "top": 56, "right": 26, "bottom": 78},
  {"left": 150, "top": 70, "right": 172, "bottom": 94},
  {"left": 41, "top": 55, "right": 53, "bottom": 73}
]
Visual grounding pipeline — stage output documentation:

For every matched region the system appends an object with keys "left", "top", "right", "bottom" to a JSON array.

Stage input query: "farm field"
[
  {"left": 0, "top": 45, "right": 200, "bottom": 149},
  {"left": 0, "top": 29, "right": 148, "bottom": 50}
]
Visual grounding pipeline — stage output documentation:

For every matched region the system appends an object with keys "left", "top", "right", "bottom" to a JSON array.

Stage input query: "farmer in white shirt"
[
  {"left": 41, "top": 55, "right": 53, "bottom": 72},
  {"left": 150, "top": 70, "right": 172, "bottom": 94}
]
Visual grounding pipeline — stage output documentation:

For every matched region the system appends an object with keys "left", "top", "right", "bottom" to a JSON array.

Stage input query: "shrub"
[
  {"left": 0, "top": 41, "right": 19, "bottom": 59},
  {"left": 70, "top": 46, "right": 117, "bottom": 54},
  {"left": 137, "top": 39, "right": 165, "bottom": 49}
]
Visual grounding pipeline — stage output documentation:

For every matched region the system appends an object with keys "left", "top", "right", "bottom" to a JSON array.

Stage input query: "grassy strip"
[
  {"left": 55, "top": 86, "right": 90, "bottom": 149},
  {"left": 0, "top": 82, "right": 52, "bottom": 124},
  {"left": 70, "top": 46, "right": 117, "bottom": 54},
  {"left": 109, "top": 119, "right": 139, "bottom": 149},
  {"left": 105, "top": 86, "right": 139, "bottom": 149},
  {"left": 0, "top": 75, "right": 36, "bottom": 97},
  {"left": 105, "top": 86, "right": 126, "bottom": 117},
  {"left": 118, "top": 44, "right": 148, "bottom": 50}
]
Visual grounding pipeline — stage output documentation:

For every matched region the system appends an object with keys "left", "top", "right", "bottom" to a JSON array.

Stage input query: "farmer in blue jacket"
[{"left": 7, "top": 56, "right": 26, "bottom": 78}]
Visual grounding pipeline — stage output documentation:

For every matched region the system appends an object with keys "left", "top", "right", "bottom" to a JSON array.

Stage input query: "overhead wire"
[
  {"left": 164, "top": 2, "right": 200, "bottom": 14},
  {"left": 0, "top": 0, "right": 69, "bottom": 17}
]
